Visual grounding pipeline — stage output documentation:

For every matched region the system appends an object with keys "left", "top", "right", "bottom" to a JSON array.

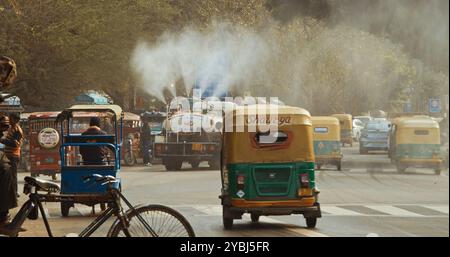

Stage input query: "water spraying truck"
[{"left": 153, "top": 98, "right": 229, "bottom": 171}]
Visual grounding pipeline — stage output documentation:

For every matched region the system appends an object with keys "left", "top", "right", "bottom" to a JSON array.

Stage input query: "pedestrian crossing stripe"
[
  {"left": 364, "top": 205, "right": 423, "bottom": 217},
  {"left": 184, "top": 204, "right": 449, "bottom": 218},
  {"left": 422, "top": 205, "right": 449, "bottom": 214},
  {"left": 321, "top": 206, "right": 362, "bottom": 216},
  {"left": 39, "top": 204, "right": 449, "bottom": 219}
]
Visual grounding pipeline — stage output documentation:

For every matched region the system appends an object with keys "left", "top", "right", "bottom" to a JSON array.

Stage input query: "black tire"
[
  {"left": 190, "top": 161, "right": 200, "bottom": 169},
  {"left": 223, "top": 217, "right": 233, "bottom": 230},
  {"left": 305, "top": 217, "right": 317, "bottom": 228},
  {"left": 250, "top": 213, "right": 260, "bottom": 223},
  {"left": 109, "top": 204, "right": 195, "bottom": 237},
  {"left": 223, "top": 206, "right": 234, "bottom": 230},
  {"left": 28, "top": 205, "right": 39, "bottom": 220},
  {"left": 61, "top": 202, "right": 71, "bottom": 217}
]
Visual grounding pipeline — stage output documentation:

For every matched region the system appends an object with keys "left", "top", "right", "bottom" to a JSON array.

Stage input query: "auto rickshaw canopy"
[
  {"left": 223, "top": 104, "right": 314, "bottom": 164},
  {"left": 331, "top": 113, "right": 352, "bottom": 130},
  {"left": 123, "top": 112, "right": 140, "bottom": 121},
  {"left": 311, "top": 116, "right": 340, "bottom": 141},
  {"left": 395, "top": 116, "right": 440, "bottom": 144},
  {"left": 56, "top": 104, "right": 123, "bottom": 122}
]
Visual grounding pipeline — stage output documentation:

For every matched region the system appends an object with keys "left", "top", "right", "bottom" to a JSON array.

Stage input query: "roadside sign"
[{"left": 429, "top": 98, "right": 441, "bottom": 113}]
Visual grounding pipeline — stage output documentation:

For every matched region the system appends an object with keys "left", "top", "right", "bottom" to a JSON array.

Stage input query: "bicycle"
[{"left": 0, "top": 174, "right": 195, "bottom": 237}]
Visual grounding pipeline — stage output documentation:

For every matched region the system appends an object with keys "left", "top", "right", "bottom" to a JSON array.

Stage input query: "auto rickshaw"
[
  {"left": 332, "top": 114, "right": 353, "bottom": 147},
  {"left": 57, "top": 105, "right": 122, "bottom": 216},
  {"left": 311, "top": 116, "right": 342, "bottom": 170},
  {"left": 389, "top": 115, "right": 443, "bottom": 174},
  {"left": 220, "top": 105, "right": 321, "bottom": 229},
  {"left": 27, "top": 112, "right": 62, "bottom": 180}
]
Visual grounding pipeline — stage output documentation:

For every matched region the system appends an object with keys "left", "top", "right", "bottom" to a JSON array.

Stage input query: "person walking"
[
  {"left": 140, "top": 122, "right": 152, "bottom": 166},
  {"left": 0, "top": 113, "right": 24, "bottom": 226}
]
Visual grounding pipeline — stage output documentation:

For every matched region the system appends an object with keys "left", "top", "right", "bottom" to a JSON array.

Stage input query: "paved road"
[{"left": 11, "top": 144, "right": 449, "bottom": 237}]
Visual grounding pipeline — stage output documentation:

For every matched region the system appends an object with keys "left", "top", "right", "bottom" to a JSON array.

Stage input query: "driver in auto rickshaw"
[{"left": 79, "top": 117, "right": 108, "bottom": 165}]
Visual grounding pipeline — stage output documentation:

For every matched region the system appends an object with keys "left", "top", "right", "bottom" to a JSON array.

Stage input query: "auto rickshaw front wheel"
[
  {"left": 250, "top": 213, "right": 260, "bottom": 223},
  {"left": 305, "top": 217, "right": 317, "bottom": 228}
]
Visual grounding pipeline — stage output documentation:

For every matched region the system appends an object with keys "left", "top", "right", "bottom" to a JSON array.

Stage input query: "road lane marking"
[
  {"left": 364, "top": 205, "right": 423, "bottom": 217},
  {"left": 192, "top": 205, "right": 222, "bottom": 216},
  {"left": 75, "top": 205, "right": 94, "bottom": 216},
  {"left": 321, "top": 206, "right": 363, "bottom": 216},
  {"left": 422, "top": 205, "right": 449, "bottom": 214},
  {"left": 259, "top": 217, "right": 328, "bottom": 237}
]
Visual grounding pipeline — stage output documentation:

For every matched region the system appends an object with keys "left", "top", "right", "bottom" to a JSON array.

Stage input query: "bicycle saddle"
[{"left": 24, "top": 176, "right": 61, "bottom": 193}]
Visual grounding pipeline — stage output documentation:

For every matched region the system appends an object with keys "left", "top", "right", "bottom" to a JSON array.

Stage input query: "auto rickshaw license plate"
[{"left": 192, "top": 144, "right": 202, "bottom": 151}]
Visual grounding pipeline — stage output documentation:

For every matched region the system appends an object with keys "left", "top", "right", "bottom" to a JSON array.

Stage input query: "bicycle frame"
[{"left": 8, "top": 185, "right": 158, "bottom": 237}]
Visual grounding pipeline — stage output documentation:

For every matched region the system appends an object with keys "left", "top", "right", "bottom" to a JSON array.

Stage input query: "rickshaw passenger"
[{"left": 80, "top": 117, "right": 108, "bottom": 165}]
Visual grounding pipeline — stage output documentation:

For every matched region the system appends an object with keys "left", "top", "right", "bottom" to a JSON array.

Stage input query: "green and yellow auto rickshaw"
[
  {"left": 332, "top": 114, "right": 353, "bottom": 147},
  {"left": 389, "top": 116, "right": 443, "bottom": 174},
  {"left": 220, "top": 105, "right": 321, "bottom": 229},
  {"left": 311, "top": 116, "right": 342, "bottom": 171}
]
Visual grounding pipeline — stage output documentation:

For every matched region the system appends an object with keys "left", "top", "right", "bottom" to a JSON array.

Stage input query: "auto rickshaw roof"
[
  {"left": 397, "top": 116, "right": 440, "bottom": 128},
  {"left": 331, "top": 113, "right": 352, "bottom": 120},
  {"left": 141, "top": 111, "right": 167, "bottom": 119},
  {"left": 311, "top": 116, "right": 340, "bottom": 125},
  {"left": 228, "top": 104, "right": 310, "bottom": 117},
  {"left": 58, "top": 104, "right": 123, "bottom": 121},
  {"left": 28, "top": 111, "right": 61, "bottom": 119},
  {"left": 124, "top": 112, "right": 140, "bottom": 121}
]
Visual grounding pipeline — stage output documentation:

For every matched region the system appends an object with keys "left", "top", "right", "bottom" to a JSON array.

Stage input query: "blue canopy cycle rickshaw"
[{"left": 56, "top": 105, "right": 122, "bottom": 216}]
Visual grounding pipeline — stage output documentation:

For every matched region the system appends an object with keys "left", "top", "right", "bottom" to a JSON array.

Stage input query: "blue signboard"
[{"left": 429, "top": 98, "right": 441, "bottom": 113}]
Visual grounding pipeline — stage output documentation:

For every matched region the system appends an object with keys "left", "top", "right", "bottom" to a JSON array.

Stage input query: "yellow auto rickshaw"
[
  {"left": 220, "top": 105, "right": 321, "bottom": 229},
  {"left": 311, "top": 116, "right": 342, "bottom": 170},
  {"left": 389, "top": 115, "right": 443, "bottom": 174},
  {"left": 332, "top": 114, "right": 353, "bottom": 147}
]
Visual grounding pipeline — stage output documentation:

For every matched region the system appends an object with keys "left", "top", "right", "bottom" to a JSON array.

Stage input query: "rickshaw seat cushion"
[{"left": 24, "top": 176, "right": 61, "bottom": 193}]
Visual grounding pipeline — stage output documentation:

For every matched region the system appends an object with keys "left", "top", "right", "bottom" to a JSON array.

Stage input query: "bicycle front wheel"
[{"left": 109, "top": 204, "right": 195, "bottom": 237}]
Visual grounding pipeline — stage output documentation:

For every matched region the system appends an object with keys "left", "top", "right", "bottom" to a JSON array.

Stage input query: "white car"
[{"left": 352, "top": 119, "right": 365, "bottom": 141}]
